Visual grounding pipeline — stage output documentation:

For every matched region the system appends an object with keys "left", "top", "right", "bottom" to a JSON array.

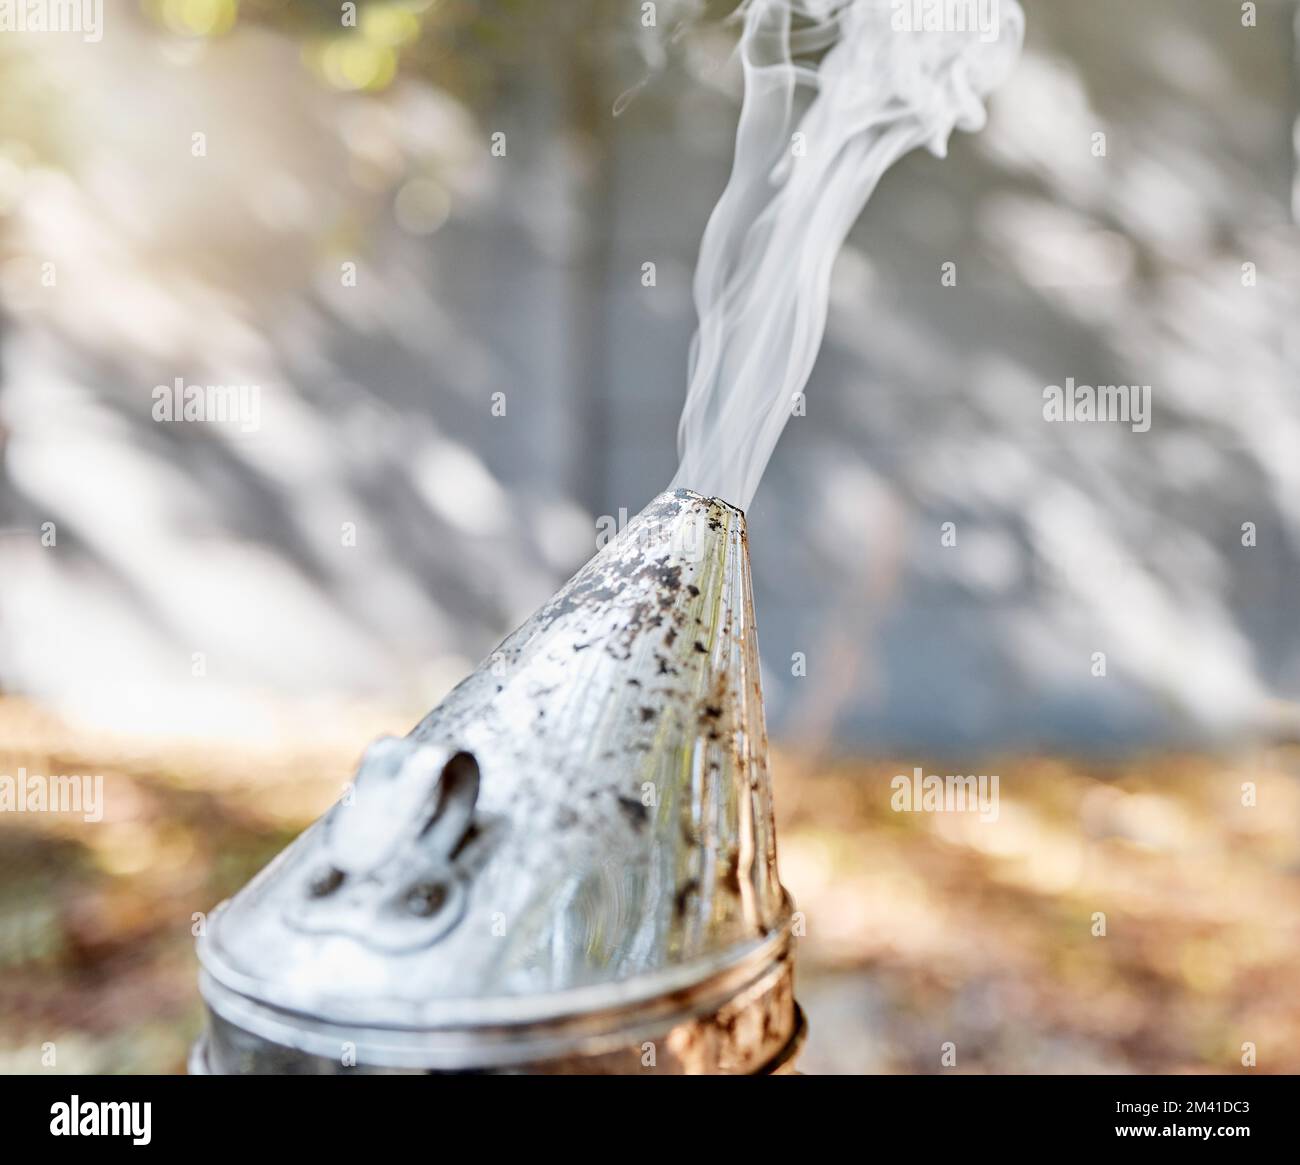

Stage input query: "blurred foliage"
[
  {"left": 2, "top": 696, "right": 1297, "bottom": 1073},
  {"left": 0, "top": 697, "right": 396, "bottom": 1074},
  {"left": 778, "top": 748, "right": 1300, "bottom": 1074},
  {"left": 137, "top": 0, "right": 614, "bottom": 104}
]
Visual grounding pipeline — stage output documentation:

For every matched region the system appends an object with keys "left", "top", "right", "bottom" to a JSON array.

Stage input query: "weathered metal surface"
[{"left": 195, "top": 488, "right": 800, "bottom": 1072}]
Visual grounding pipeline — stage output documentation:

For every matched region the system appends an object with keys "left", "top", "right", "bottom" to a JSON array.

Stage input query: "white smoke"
[{"left": 672, "top": 0, "right": 1024, "bottom": 508}]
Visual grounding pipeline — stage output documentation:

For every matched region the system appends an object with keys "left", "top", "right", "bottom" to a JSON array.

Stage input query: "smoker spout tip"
[{"left": 666, "top": 485, "right": 746, "bottom": 517}]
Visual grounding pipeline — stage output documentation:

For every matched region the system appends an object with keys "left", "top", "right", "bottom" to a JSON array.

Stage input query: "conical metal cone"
[{"left": 194, "top": 489, "right": 802, "bottom": 1073}]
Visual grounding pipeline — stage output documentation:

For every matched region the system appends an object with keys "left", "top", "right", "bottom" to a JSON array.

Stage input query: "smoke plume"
[{"left": 672, "top": 0, "right": 1024, "bottom": 508}]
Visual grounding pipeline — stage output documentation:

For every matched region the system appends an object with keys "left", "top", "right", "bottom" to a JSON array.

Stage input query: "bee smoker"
[{"left": 191, "top": 489, "right": 804, "bottom": 1073}]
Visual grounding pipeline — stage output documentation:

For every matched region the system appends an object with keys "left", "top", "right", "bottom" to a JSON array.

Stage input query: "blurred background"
[{"left": 2, "top": 0, "right": 1299, "bottom": 1073}]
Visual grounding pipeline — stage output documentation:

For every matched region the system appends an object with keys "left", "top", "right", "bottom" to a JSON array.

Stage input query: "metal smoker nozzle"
[{"left": 192, "top": 489, "right": 804, "bottom": 1074}]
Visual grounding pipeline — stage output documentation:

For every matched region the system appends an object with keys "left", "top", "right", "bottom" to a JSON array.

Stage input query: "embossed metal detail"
[{"left": 283, "top": 743, "right": 484, "bottom": 952}]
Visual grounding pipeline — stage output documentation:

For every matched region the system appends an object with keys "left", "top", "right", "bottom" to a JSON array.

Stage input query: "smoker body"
[{"left": 193, "top": 489, "right": 803, "bottom": 1074}]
